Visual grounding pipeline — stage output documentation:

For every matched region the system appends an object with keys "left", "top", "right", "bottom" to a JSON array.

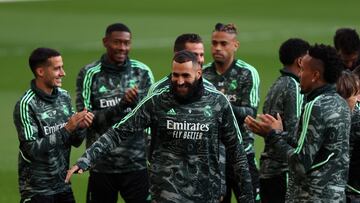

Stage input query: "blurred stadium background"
[{"left": 0, "top": 0, "right": 359, "bottom": 202}]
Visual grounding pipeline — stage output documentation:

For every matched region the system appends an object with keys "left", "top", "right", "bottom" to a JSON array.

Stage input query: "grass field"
[{"left": 0, "top": 0, "right": 359, "bottom": 202}]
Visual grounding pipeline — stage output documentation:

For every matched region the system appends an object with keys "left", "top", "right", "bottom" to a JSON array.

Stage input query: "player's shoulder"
[
  {"left": 202, "top": 62, "right": 214, "bottom": 71},
  {"left": 148, "top": 75, "right": 170, "bottom": 94},
  {"left": 130, "top": 59, "right": 151, "bottom": 71},
  {"left": 234, "top": 59, "right": 258, "bottom": 73},
  {"left": 79, "top": 60, "right": 102, "bottom": 76},
  {"left": 15, "top": 89, "right": 37, "bottom": 109}
]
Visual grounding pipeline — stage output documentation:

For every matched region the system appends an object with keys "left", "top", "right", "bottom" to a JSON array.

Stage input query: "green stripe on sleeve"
[
  {"left": 19, "top": 90, "right": 35, "bottom": 140},
  {"left": 236, "top": 60, "right": 260, "bottom": 108},
  {"left": 82, "top": 64, "right": 101, "bottom": 109},
  {"left": 147, "top": 76, "right": 168, "bottom": 95},
  {"left": 291, "top": 78, "right": 303, "bottom": 118},
  {"left": 310, "top": 152, "right": 334, "bottom": 170},
  {"left": 113, "top": 86, "right": 169, "bottom": 129},
  {"left": 294, "top": 95, "right": 322, "bottom": 154}
]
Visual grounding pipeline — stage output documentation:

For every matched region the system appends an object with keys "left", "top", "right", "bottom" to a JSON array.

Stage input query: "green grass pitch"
[{"left": 0, "top": 0, "right": 359, "bottom": 202}]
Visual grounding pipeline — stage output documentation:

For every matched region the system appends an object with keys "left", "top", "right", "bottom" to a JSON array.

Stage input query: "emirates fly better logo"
[{"left": 167, "top": 120, "right": 209, "bottom": 140}]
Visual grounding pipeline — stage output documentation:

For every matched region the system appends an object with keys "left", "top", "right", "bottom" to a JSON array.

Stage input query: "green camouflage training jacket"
[
  {"left": 13, "top": 80, "right": 86, "bottom": 199},
  {"left": 75, "top": 80, "right": 254, "bottom": 203},
  {"left": 76, "top": 55, "right": 154, "bottom": 173}
]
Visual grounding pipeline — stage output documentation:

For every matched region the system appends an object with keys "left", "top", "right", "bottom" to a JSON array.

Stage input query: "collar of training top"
[{"left": 31, "top": 79, "right": 59, "bottom": 103}]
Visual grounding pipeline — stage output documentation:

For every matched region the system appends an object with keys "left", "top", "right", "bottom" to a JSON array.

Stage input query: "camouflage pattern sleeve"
[
  {"left": 231, "top": 63, "right": 260, "bottom": 125},
  {"left": 220, "top": 97, "right": 254, "bottom": 203},
  {"left": 76, "top": 93, "right": 155, "bottom": 170},
  {"left": 268, "top": 96, "right": 347, "bottom": 177},
  {"left": 75, "top": 66, "right": 130, "bottom": 134},
  {"left": 283, "top": 78, "right": 303, "bottom": 133},
  {"left": 267, "top": 99, "right": 326, "bottom": 178},
  {"left": 13, "top": 101, "right": 72, "bottom": 160},
  {"left": 75, "top": 66, "right": 87, "bottom": 112}
]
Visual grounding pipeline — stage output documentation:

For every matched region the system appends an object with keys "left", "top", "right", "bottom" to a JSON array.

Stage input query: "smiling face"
[
  {"left": 171, "top": 60, "right": 201, "bottom": 100},
  {"left": 103, "top": 31, "right": 131, "bottom": 65},
  {"left": 36, "top": 55, "right": 65, "bottom": 93},
  {"left": 299, "top": 54, "right": 322, "bottom": 94}
]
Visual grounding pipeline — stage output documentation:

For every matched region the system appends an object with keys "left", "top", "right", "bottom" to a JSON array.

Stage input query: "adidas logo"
[
  {"left": 167, "top": 108, "right": 177, "bottom": 116},
  {"left": 99, "top": 85, "right": 108, "bottom": 93}
]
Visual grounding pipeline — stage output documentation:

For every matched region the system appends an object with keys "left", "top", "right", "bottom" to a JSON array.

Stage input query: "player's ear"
[
  {"left": 234, "top": 40, "right": 239, "bottom": 51},
  {"left": 35, "top": 67, "right": 45, "bottom": 78},
  {"left": 102, "top": 36, "right": 108, "bottom": 48}
]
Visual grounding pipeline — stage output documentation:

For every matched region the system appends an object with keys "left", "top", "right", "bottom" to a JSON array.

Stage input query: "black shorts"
[
  {"left": 20, "top": 190, "right": 75, "bottom": 203},
  {"left": 87, "top": 169, "right": 150, "bottom": 203}
]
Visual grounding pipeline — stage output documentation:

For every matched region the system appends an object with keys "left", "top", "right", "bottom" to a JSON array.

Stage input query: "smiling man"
[
  {"left": 13, "top": 47, "right": 94, "bottom": 203},
  {"left": 245, "top": 44, "right": 350, "bottom": 202},
  {"left": 75, "top": 23, "right": 154, "bottom": 203},
  {"left": 66, "top": 50, "right": 254, "bottom": 203}
]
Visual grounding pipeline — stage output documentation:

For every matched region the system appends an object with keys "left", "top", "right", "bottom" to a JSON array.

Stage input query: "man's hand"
[
  {"left": 65, "top": 164, "right": 83, "bottom": 183},
  {"left": 122, "top": 86, "right": 138, "bottom": 107},
  {"left": 78, "top": 110, "right": 94, "bottom": 129},
  {"left": 244, "top": 113, "right": 283, "bottom": 137},
  {"left": 64, "top": 111, "right": 88, "bottom": 133}
]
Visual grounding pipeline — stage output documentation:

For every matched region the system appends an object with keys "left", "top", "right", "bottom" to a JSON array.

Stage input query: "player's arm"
[
  {"left": 75, "top": 67, "right": 135, "bottom": 133},
  {"left": 65, "top": 93, "right": 156, "bottom": 182},
  {"left": 13, "top": 102, "right": 83, "bottom": 160},
  {"left": 283, "top": 79, "right": 303, "bottom": 133},
  {"left": 220, "top": 98, "right": 254, "bottom": 203},
  {"left": 266, "top": 102, "right": 327, "bottom": 178},
  {"left": 231, "top": 70, "right": 259, "bottom": 124}
]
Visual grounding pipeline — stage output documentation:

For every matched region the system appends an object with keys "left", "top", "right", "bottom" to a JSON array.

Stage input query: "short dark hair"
[
  {"left": 29, "top": 47, "right": 61, "bottom": 76},
  {"left": 213, "top": 23, "right": 237, "bottom": 34},
  {"left": 308, "top": 44, "right": 344, "bottom": 84},
  {"left": 279, "top": 38, "right": 310, "bottom": 66},
  {"left": 334, "top": 28, "right": 360, "bottom": 55},
  {"left": 173, "top": 33, "right": 203, "bottom": 52},
  {"left": 105, "top": 23, "right": 131, "bottom": 36},
  {"left": 336, "top": 70, "right": 359, "bottom": 99},
  {"left": 173, "top": 50, "right": 199, "bottom": 67}
]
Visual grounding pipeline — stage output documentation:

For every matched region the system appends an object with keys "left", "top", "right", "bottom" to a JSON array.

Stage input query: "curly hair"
[
  {"left": 334, "top": 28, "right": 360, "bottom": 55},
  {"left": 308, "top": 44, "right": 344, "bottom": 84},
  {"left": 279, "top": 38, "right": 310, "bottom": 66}
]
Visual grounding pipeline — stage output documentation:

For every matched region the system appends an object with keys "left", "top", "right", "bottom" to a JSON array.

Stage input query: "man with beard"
[
  {"left": 202, "top": 23, "right": 261, "bottom": 202},
  {"left": 66, "top": 50, "right": 254, "bottom": 203},
  {"left": 13, "top": 47, "right": 94, "bottom": 203},
  {"left": 75, "top": 23, "right": 154, "bottom": 203},
  {"left": 334, "top": 28, "right": 360, "bottom": 70},
  {"left": 148, "top": 33, "right": 212, "bottom": 94},
  {"left": 245, "top": 44, "right": 350, "bottom": 202}
]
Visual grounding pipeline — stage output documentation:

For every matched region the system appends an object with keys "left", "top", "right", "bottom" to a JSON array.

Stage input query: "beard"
[{"left": 171, "top": 78, "right": 200, "bottom": 103}]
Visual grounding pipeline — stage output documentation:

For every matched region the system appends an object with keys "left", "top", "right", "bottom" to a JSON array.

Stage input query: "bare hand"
[
  {"left": 64, "top": 110, "right": 88, "bottom": 133},
  {"left": 244, "top": 113, "right": 283, "bottom": 137},
  {"left": 122, "top": 86, "right": 138, "bottom": 106},
  {"left": 78, "top": 111, "right": 94, "bottom": 129},
  {"left": 65, "top": 164, "right": 83, "bottom": 183},
  {"left": 259, "top": 113, "right": 283, "bottom": 131}
]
